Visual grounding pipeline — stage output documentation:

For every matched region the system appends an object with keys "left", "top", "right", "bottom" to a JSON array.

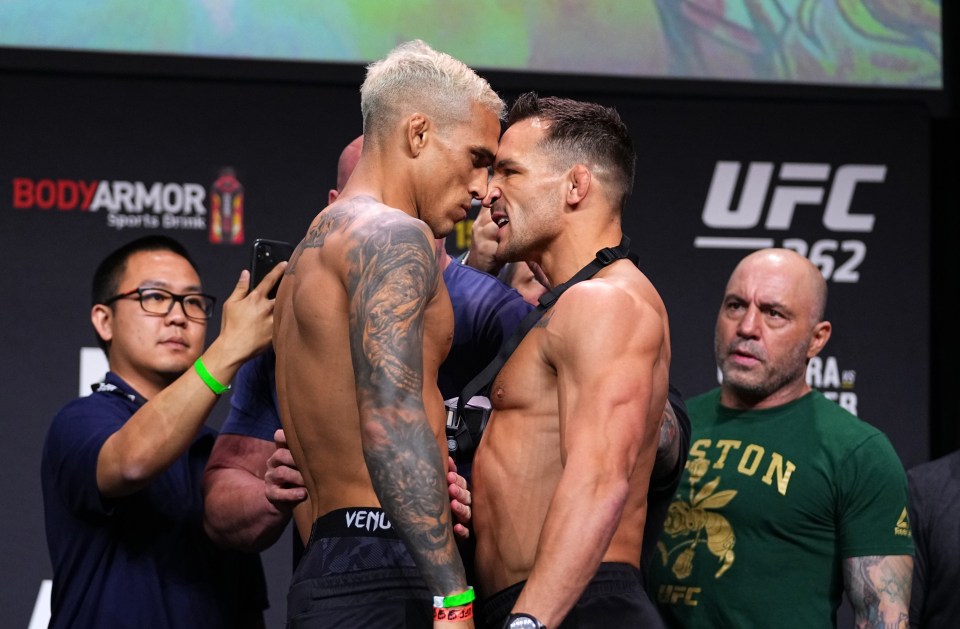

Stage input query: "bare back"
[
  {"left": 273, "top": 195, "right": 453, "bottom": 522},
  {"left": 472, "top": 259, "right": 670, "bottom": 596}
]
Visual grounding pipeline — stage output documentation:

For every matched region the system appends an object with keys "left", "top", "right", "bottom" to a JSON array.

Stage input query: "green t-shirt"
[{"left": 649, "top": 389, "right": 913, "bottom": 628}]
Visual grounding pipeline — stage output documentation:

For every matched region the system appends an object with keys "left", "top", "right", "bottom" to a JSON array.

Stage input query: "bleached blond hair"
[{"left": 360, "top": 39, "right": 505, "bottom": 141}]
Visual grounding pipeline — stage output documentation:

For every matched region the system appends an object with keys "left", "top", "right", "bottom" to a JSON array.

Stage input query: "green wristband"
[
  {"left": 433, "top": 586, "right": 475, "bottom": 609},
  {"left": 194, "top": 357, "right": 230, "bottom": 395}
]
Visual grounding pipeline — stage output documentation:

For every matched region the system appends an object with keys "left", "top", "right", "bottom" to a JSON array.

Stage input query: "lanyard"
[{"left": 453, "top": 235, "right": 636, "bottom": 438}]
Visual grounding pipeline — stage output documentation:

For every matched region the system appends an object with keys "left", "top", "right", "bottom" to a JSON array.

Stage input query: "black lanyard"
[{"left": 453, "top": 235, "right": 636, "bottom": 435}]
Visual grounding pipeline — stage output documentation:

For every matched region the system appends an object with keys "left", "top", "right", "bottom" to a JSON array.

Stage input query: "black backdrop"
[{"left": 1, "top": 39, "right": 955, "bottom": 629}]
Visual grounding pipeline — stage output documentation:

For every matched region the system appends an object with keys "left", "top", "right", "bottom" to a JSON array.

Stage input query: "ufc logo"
[{"left": 702, "top": 162, "right": 885, "bottom": 232}]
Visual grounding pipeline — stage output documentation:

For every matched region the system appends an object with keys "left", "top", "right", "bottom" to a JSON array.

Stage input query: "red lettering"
[
  {"left": 10, "top": 178, "right": 100, "bottom": 210},
  {"left": 78, "top": 180, "right": 97, "bottom": 210},
  {"left": 12, "top": 178, "right": 32, "bottom": 209},
  {"left": 57, "top": 180, "right": 78, "bottom": 210},
  {"left": 35, "top": 179, "right": 55, "bottom": 209}
]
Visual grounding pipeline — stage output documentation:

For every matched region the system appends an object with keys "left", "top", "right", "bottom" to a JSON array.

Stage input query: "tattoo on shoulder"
[{"left": 287, "top": 196, "right": 378, "bottom": 274}]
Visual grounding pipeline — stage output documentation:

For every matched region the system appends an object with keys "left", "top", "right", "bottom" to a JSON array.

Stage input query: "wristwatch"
[{"left": 503, "top": 613, "right": 546, "bottom": 629}]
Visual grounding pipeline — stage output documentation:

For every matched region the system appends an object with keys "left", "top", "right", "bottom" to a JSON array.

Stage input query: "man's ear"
[
  {"left": 91, "top": 304, "right": 114, "bottom": 347},
  {"left": 807, "top": 320, "right": 832, "bottom": 359},
  {"left": 406, "top": 114, "right": 430, "bottom": 157},
  {"left": 565, "top": 164, "right": 591, "bottom": 207}
]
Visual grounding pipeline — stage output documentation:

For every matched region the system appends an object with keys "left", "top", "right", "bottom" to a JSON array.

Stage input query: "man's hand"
[
  {"left": 447, "top": 456, "right": 472, "bottom": 540},
  {"left": 265, "top": 429, "right": 308, "bottom": 515},
  {"left": 214, "top": 262, "right": 287, "bottom": 368},
  {"left": 464, "top": 205, "right": 502, "bottom": 276}
]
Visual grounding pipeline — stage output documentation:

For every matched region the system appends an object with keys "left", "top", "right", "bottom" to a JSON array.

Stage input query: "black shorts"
[
  {"left": 286, "top": 508, "right": 432, "bottom": 629},
  {"left": 479, "top": 563, "right": 665, "bottom": 629}
]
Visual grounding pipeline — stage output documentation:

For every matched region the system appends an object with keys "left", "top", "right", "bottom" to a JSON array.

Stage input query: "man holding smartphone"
[{"left": 41, "top": 235, "right": 286, "bottom": 628}]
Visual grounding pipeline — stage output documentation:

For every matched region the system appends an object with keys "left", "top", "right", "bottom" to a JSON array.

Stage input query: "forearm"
[
  {"left": 844, "top": 554, "right": 912, "bottom": 628},
  {"left": 363, "top": 414, "right": 468, "bottom": 597},
  {"left": 98, "top": 338, "right": 247, "bottom": 496},
  {"left": 203, "top": 469, "right": 291, "bottom": 551},
  {"left": 514, "top": 474, "right": 627, "bottom": 627}
]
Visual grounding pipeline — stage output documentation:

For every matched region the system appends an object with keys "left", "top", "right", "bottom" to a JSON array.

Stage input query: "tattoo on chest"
[{"left": 533, "top": 310, "right": 554, "bottom": 329}]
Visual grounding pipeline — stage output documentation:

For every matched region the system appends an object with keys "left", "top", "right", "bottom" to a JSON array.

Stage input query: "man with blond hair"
[{"left": 274, "top": 40, "right": 503, "bottom": 628}]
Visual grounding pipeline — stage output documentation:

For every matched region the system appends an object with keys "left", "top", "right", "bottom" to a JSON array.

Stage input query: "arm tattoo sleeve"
[
  {"left": 843, "top": 555, "right": 912, "bottom": 629},
  {"left": 347, "top": 214, "right": 466, "bottom": 594}
]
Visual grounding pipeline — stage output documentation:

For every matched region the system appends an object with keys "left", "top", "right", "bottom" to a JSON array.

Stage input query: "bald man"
[{"left": 650, "top": 248, "right": 914, "bottom": 628}]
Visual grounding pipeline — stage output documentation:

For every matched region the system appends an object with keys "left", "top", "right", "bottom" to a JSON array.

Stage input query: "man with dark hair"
[
  {"left": 273, "top": 40, "right": 504, "bottom": 627},
  {"left": 471, "top": 92, "right": 672, "bottom": 628},
  {"left": 41, "top": 234, "right": 285, "bottom": 628},
  {"left": 202, "top": 134, "right": 529, "bottom": 556},
  {"left": 650, "top": 248, "right": 913, "bottom": 628}
]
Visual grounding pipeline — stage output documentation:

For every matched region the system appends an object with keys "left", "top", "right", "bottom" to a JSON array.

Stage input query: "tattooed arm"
[
  {"left": 843, "top": 555, "right": 912, "bottom": 628},
  {"left": 347, "top": 214, "right": 469, "bottom": 600}
]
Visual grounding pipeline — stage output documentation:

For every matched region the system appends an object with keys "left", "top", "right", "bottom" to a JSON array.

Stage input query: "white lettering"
[
  {"left": 701, "top": 161, "right": 881, "bottom": 233},
  {"left": 136, "top": 182, "right": 162, "bottom": 211},
  {"left": 185, "top": 183, "right": 206, "bottom": 215},
  {"left": 162, "top": 183, "right": 183, "bottom": 213},
  {"left": 839, "top": 392, "right": 858, "bottom": 415},
  {"left": 89, "top": 180, "right": 207, "bottom": 214},
  {"left": 765, "top": 163, "right": 829, "bottom": 230},
  {"left": 702, "top": 161, "right": 772, "bottom": 229},
  {"left": 114, "top": 181, "right": 136, "bottom": 212},
  {"left": 824, "top": 165, "right": 884, "bottom": 232},
  {"left": 162, "top": 214, "right": 205, "bottom": 229},
  {"left": 90, "top": 181, "right": 118, "bottom": 212}
]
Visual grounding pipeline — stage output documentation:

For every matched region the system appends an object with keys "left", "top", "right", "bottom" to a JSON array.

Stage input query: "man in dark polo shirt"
[{"left": 41, "top": 235, "right": 284, "bottom": 628}]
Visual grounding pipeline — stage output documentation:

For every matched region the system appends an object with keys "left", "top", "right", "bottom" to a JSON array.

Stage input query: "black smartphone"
[{"left": 249, "top": 238, "right": 295, "bottom": 298}]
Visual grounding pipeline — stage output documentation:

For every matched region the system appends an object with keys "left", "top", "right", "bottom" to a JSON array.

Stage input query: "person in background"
[
  {"left": 202, "top": 131, "right": 530, "bottom": 555},
  {"left": 498, "top": 261, "right": 547, "bottom": 306},
  {"left": 41, "top": 234, "right": 285, "bottom": 628},
  {"left": 907, "top": 447, "right": 960, "bottom": 628},
  {"left": 273, "top": 39, "right": 504, "bottom": 628},
  {"left": 649, "top": 247, "right": 913, "bottom": 628},
  {"left": 471, "top": 92, "right": 672, "bottom": 629}
]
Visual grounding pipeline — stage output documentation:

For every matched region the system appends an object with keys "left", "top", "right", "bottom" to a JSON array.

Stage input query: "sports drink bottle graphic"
[{"left": 209, "top": 167, "right": 245, "bottom": 244}]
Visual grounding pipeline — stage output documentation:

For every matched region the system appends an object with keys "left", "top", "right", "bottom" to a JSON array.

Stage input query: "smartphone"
[{"left": 249, "top": 238, "right": 295, "bottom": 298}]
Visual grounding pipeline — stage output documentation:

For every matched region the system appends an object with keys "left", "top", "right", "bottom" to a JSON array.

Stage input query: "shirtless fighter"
[
  {"left": 272, "top": 40, "right": 503, "bottom": 628},
  {"left": 471, "top": 93, "right": 672, "bottom": 629}
]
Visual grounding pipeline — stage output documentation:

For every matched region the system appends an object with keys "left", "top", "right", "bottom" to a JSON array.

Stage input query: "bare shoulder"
[
  {"left": 289, "top": 196, "right": 435, "bottom": 275},
  {"left": 553, "top": 264, "right": 666, "bottom": 334}
]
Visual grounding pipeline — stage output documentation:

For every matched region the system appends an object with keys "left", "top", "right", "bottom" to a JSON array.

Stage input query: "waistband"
[
  {"left": 481, "top": 562, "right": 643, "bottom": 621},
  {"left": 310, "top": 507, "right": 398, "bottom": 540}
]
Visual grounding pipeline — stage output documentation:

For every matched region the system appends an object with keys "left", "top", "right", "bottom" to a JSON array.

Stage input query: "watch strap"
[{"left": 504, "top": 612, "right": 546, "bottom": 629}]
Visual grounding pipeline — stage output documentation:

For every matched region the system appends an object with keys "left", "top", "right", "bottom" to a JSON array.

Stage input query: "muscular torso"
[
  {"left": 273, "top": 197, "right": 452, "bottom": 522},
  {"left": 472, "top": 260, "right": 670, "bottom": 596}
]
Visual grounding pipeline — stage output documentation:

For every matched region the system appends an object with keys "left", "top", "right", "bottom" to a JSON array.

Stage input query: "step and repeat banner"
[{"left": 0, "top": 70, "right": 930, "bottom": 627}]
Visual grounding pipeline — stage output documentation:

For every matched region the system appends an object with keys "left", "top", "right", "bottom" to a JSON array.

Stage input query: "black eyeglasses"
[{"left": 104, "top": 287, "right": 217, "bottom": 320}]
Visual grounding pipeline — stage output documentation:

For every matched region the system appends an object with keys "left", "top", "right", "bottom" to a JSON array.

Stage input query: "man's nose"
[
  {"left": 737, "top": 307, "right": 761, "bottom": 337},
  {"left": 482, "top": 185, "right": 501, "bottom": 208}
]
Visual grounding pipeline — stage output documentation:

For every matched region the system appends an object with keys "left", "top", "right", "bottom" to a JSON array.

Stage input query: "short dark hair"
[
  {"left": 91, "top": 235, "right": 199, "bottom": 352},
  {"left": 507, "top": 92, "right": 636, "bottom": 212}
]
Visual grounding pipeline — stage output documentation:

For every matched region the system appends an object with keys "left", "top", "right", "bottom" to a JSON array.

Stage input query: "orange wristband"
[{"left": 433, "top": 602, "right": 474, "bottom": 622}]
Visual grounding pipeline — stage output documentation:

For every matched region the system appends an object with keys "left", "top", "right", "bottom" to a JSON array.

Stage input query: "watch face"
[{"left": 507, "top": 614, "right": 541, "bottom": 629}]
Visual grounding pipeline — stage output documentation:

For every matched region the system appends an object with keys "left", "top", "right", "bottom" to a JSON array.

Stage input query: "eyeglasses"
[{"left": 104, "top": 287, "right": 217, "bottom": 320}]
